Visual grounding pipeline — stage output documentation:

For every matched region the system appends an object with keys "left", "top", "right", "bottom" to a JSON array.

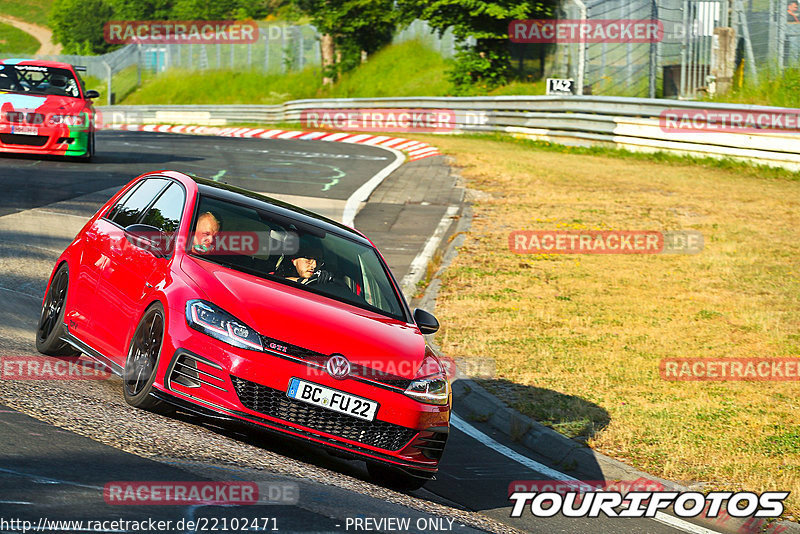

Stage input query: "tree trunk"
[{"left": 321, "top": 33, "right": 335, "bottom": 86}]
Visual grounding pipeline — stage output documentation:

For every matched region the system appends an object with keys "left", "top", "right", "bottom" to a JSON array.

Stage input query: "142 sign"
[{"left": 546, "top": 78, "right": 575, "bottom": 95}]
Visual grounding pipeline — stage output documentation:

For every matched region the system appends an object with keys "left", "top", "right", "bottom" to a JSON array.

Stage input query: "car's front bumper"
[
  {"left": 0, "top": 122, "right": 90, "bottom": 156},
  {"left": 153, "top": 312, "right": 450, "bottom": 474}
]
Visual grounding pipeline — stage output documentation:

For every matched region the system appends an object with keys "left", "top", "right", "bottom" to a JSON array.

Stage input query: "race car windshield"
[
  {"left": 188, "top": 195, "right": 406, "bottom": 321},
  {"left": 0, "top": 65, "right": 81, "bottom": 98}
]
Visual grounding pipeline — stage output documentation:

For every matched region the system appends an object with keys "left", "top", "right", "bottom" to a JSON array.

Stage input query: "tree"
[
  {"left": 397, "top": 0, "right": 557, "bottom": 93},
  {"left": 50, "top": 0, "right": 116, "bottom": 54},
  {"left": 295, "top": 0, "right": 396, "bottom": 85},
  {"left": 109, "top": 0, "right": 176, "bottom": 20},
  {"left": 170, "top": 0, "right": 271, "bottom": 20}
]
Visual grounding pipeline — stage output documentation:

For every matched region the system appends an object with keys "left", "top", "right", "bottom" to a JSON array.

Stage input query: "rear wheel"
[
  {"left": 35, "top": 264, "right": 80, "bottom": 357},
  {"left": 123, "top": 303, "right": 169, "bottom": 412},
  {"left": 366, "top": 461, "right": 429, "bottom": 491}
]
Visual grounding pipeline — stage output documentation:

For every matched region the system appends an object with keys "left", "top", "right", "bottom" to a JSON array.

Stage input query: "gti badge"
[{"left": 326, "top": 354, "right": 350, "bottom": 379}]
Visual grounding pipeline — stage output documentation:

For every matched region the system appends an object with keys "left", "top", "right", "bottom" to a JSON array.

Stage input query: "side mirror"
[
  {"left": 124, "top": 224, "right": 169, "bottom": 257},
  {"left": 413, "top": 308, "right": 439, "bottom": 335},
  {"left": 84, "top": 90, "right": 100, "bottom": 99}
]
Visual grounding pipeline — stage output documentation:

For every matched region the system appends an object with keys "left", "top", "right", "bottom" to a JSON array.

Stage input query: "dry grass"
[{"left": 419, "top": 135, "right": 800, "bottom": 517}]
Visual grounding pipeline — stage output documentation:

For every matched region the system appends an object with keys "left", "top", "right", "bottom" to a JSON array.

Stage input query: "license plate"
[
  {"left": 287, "top": 378, "right": 378, "bottom": 421},
  {"left": 11, "top": 125, "right": 38, "bottom": 135}
]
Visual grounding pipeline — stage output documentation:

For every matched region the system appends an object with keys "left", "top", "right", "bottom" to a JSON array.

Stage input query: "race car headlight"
[
  {"left": 404, "top": 354, "right": 450, "bottom": 405},
  {"left": 50, "top": 114, "right": 86, "bottom": 126},
  {"left": 186, "top": 300, "right": 263, "bottom": 351}
]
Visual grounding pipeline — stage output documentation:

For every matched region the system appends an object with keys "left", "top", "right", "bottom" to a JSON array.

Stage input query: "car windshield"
[
  {"left": 188, "top": 194, "right": 406, "bottom": 320},
  {"left": 0, "top": 64, "right": 81, "bottom": 98}
]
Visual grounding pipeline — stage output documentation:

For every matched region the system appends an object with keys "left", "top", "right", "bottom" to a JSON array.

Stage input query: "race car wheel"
[
  {"left": 35, "top": 263, "right": 80, "bottom": 357},
  {"left": 366, "top": 461, "right": 429, "bottom": 491},
  {"left": 123, "top": 302, "right": 168, "bottom": 412},
  {"left": 79, "top": 131, "right": 95, "bottom": 162}
]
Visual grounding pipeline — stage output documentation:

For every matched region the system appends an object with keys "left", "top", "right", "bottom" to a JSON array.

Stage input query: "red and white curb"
[{"left": 108, "top": 124, "right": 441, "bottom": 161}]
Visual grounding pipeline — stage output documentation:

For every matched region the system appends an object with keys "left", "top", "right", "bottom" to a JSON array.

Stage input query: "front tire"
[
  {"left": 35, "top": 264, "right": 80, "bottom": 357},
  {"left": 79, "top": 131, "right": 95, "bottom": 162},
  {"left": 123, "top": 303, "right": 168, "bottom": 412}
]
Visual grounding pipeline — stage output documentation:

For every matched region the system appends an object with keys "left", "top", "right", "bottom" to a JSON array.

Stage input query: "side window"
[
  {"left": 109, "top": 178, "right": 168, "bottom": 228},
  {"left": 105, "top": 182, "right": 141, "bottom": 221},
  {"left": 140, "top": 183, "right": 185, "bottom": 235}
]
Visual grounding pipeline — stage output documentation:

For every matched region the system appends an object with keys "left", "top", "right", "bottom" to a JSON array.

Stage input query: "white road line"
[
  {"left": 400, "top": 206, "right": 459, "bottom": 297},
  {"left": 450, "top": 414, "right": 721, "bottom": 534},
  {"left": 451, "top": 414, "right": 574, "bottom": 481},
  {"left": 341, "top": 146, "right": 405, "bottom": 227},
  {"left": 31, "top": 210, "right": 90, "bottom": 219},
  {"left": 0, "top": 286, "right": 39, "bottom": 299}
]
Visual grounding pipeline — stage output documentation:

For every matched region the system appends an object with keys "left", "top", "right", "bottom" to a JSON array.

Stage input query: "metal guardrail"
[{"left": 100, "top": 96, "right": 800, "bottom": 171}]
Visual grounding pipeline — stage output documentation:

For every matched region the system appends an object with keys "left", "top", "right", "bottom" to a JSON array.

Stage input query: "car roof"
[
  {"left": 0, "top": 59, "right": 77, "bottom": 70},
  {"left": 190, "top": 175, "right": 373, "bottom": 247}
]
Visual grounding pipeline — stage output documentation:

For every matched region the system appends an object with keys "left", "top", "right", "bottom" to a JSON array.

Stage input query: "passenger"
[{"left": 191, "top": 211, "right": 220, "bottom": 254}]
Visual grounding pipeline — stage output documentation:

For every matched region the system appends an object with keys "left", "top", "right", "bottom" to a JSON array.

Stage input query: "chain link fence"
[
  {"left": 542, "top": 0, "right": 799, "bottom": 98},
  {"left": 5, "top": 5, "right": 796, "bottom": 102},
  {"left": 10, "top": 21, "right": 460, "bottom": 105}
]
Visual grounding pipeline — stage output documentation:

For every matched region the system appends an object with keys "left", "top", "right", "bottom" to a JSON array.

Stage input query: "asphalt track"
[{"left": 0, "top": 130, "right": 706, "bottom": 534}]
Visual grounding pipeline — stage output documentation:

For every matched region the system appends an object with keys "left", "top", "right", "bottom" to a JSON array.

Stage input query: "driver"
[
  {"left": 282, "top": 246, "right": 333, "bottom": 285},
  {"left": 192, "top": 211, "right": 220, "bottom": 254}
]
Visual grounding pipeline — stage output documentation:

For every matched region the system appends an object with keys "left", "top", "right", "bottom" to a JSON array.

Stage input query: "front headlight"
[
  {"left": 404, "top": 353, "right": 450, "bottom": 405},
  {"left": 186, "top": 300, "right": 263, "bottom": 351}
]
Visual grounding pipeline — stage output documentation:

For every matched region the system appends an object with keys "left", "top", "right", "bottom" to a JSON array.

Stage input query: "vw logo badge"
[{"left": 326, "top": 354, "right": 350, "bottom": 379}]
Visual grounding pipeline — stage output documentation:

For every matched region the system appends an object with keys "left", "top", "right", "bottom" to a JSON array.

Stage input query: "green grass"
[
  {"left": 458, "top": 131, "right": 800, "bottom": 182},
  {"left": 707, "top": 65, "right": 800, "bottom": 108},
  {"left": 0, "top": 20, "right": 38, "bottom": 54},
  {"left": 122, "top": 66, "right": 322, "bottom": 105},
  {"left": 121, "top": 40, "right": 452, "bottom": 105},
  {"left": 0, "top": 0, "right": 54, "bottom": 27},
  {"left": 325, "top": 40, "right": 450, "bottom": 98},
  {"left": 489, "top": 80, "right": 547, "bottom": 96}
]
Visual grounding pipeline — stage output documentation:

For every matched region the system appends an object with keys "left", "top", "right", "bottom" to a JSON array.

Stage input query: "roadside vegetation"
[
  {"left": 0, "top": 0, "right": 54, "bottom": 27},
  {"left": 0, "top": 21, "right": 39, "bottom": 55},
  {"left": 119, "top": 40, "right": 451, "bottom": 105},
  {"left": 414, "top": 132, "right": 800, "bottom": 517},
  {"left": 707, "top": 65, "right": 800, "bottom": 109}
]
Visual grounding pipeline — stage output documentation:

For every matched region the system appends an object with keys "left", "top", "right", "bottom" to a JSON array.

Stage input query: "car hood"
[
  {"left": 180, "top": 255, "right": 426, "bottom": 379},
  {"left": 0, "top": 93, "right": 85, "bottom": 116}
]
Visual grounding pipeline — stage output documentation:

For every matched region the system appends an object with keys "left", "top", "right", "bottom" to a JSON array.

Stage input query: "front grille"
[
  {"left": 231, "top": 376, "right": 417, "bottom": 451},
  {"left": 0, "top": 134, "right": 47, "bottom": 146}
]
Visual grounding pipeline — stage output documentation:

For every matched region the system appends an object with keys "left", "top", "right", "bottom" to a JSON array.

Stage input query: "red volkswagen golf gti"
[{"left": 36, "top": 170, "right": 450, "bottom": 487}]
